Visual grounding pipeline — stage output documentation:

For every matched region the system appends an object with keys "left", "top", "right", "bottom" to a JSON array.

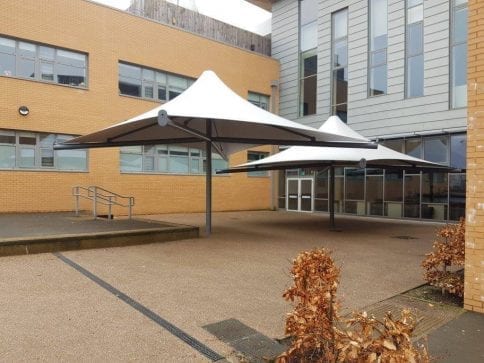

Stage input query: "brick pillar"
[{"left": 465, "top": 0, "right": 484, "bottom": 313}]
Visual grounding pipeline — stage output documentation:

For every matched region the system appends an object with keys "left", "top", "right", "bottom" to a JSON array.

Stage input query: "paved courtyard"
[{"left": 0, "top": 211, "right": 442, "bottom": 361}]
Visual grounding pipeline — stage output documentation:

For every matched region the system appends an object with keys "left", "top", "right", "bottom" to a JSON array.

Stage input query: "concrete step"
[{"left": 0, "top": 224, "right": 199, "bottom": 257}]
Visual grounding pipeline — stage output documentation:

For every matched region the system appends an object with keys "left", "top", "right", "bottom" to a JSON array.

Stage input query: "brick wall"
[
  {"left": 0, "top": 0, "right": 279, "bottom": 215},
  {"left": 465, "top": 0, "right": 484, "bottom": 313}
]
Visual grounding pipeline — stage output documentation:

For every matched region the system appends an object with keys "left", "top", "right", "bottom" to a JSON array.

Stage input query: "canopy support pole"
[
  {"left": 205, "top": 120, "right": 212, "bottom": 236},
  {"left": 329, "top": 165, "right": 336, "bottom": 230}
]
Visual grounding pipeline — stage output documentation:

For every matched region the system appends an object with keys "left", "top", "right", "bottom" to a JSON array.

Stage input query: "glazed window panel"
[
  {"left": 247, "top": 151, "right": 269, "bottom": 176},
  {"left": 248, "top": 92, "right": 270, "bottom": 110},
  {"left": 118, "top": 62, "right": 193, "bottom": 101},
  {"left": 424, "top": 136, "right": 448, "bottom": 164},
  {"left": 0, "top": 37, "right": 87, "bottom": 87},
  {"left": 451, "top": 0, "right": 468, "bottom": 108},
  {"left": 369, "top": 0, "right": 388, "bottom": 96}
]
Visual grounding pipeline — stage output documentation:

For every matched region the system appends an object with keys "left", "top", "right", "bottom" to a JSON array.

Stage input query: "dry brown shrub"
[
  {"left": 421, "top": 218, "right": 465, "bottom": 297},
  {"left": 278, "top": 248, "right": 430, "bottom": 363}
]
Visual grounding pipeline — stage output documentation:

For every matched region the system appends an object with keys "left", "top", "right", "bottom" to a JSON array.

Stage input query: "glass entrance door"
[
  {"left": 287, "top": 179, "right": 299, "bottom": 211},
  {"left": 286, "top": 178, "right": 313, "bottom": 212}
]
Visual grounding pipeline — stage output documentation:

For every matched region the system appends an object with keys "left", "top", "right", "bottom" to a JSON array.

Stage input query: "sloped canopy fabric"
[
  {"left": 55, "top": 71, "right": 374, "bottom": 235},
  {"left": 57, "top": 71, "right": 371, "bottom": 158},
  {"left": 221, "top": 116, "right": 450, "bottom": 229},
  {"left": 224, "top": 116, "right": 446, "bottom": 172}
]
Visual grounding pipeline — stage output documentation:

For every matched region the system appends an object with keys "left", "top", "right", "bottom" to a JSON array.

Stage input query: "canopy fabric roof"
[
  {"left": 223, "top": 116, "right": 447, "bottom": 172},
  {"left": 57, "top": 71, "right": 371, "bottom": 159}
]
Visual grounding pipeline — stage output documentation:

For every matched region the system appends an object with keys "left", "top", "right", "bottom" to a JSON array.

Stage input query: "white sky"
[{"left": 92, "top": 0, "right": 271, "bottom": 35}]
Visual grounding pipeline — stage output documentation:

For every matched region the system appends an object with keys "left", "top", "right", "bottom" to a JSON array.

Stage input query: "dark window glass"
[
  {"left": 407, "top": 23, "right": 423, "bottom": 56},
  {"left": 57, "top": 63, "right": 85, "bottom": 86},
  {"left": 404, "top": 174, "right": 420, "bottom": 218},
  {"left": 382, "top": 139, "right": 404, "bottom": 153},
  {"left": 0, "top": 53, "right": 15, "bottom": 76},
  {"left": 453, "top": 7, "right": 468, "bottom": 43},
  {"left": 0, "top": 135, "right": 15, "bottom": 144},
  {"left": 407, "top": 54, "right": 424, "bottom": 97},
  {"left": 18, "top": 58, "right": 35, "bottom": 78},
  {"left": 424, "top": 136, "right": 448, "bottom": 164},
  {"left": 405, "top": 138, "right": 422, "bottom": 158},
  {"left": 119, "top": 77, "right": 141, "bottom": 97},
  {"left": 384, "top": 170, "right": 403, "bottom": 202},
  {"left": 450, "top": 134, "right": 466, "bottom": 169},
  {"left": 422, "top": 172, "right": 448, "bottom": 203},
  {"left": 449, "top": 173, "right": 466, "bottom": 220},
  {"left": 345, "top": 168, "right": 365, "bottom": 200},
  {"left": 158, "top": 86, "right": 167, "bottom": 100},
  {"left": 369, "top": 65, "right": 387, "bottom": 96},
  {"left": 452, "top": 43, "right": 467, "bottom": 108},
  {"left": 333, "top": 40, "right": 347, "bottom": 67},
  {"left": 332, "top": 68, "right": 348, "bottom": 105}
]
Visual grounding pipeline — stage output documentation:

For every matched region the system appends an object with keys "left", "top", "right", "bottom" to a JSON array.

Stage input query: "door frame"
[{"left": 286, "top": 177, "right": 314, "bottom": 212}]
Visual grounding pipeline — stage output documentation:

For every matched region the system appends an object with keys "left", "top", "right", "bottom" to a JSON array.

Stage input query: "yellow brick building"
[
  {"left": 0, "top": 0, "right": 279, "bottom": 215},
  {"left": 465, "top": 0, "right": 484, "bottom": 313}
]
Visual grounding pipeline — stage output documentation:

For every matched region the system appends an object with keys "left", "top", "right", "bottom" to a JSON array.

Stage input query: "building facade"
[
  {"left": 0, "top": 0, "right": 279, "bottom": 215},
  {"left": 272, "top": 0, "right": 468, "bottom": 222},
  {"left": 465, "top": 0, "right": 483, "bottom": 313}
]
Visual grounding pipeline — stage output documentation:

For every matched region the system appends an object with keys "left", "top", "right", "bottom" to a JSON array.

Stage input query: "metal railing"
[{"left": 72, "top": 186, "right": 135, "bottom": 220}]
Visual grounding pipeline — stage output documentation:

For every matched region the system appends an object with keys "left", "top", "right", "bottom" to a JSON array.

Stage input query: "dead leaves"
[
  {"left": 278, "top": 249, "right": 431, "bottom": 363},
  {"left": 422, "top": 218, "right": 465, "bottom": 297}
]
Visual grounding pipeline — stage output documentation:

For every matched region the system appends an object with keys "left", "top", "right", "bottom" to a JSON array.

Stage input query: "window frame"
[
  {"left": 330, "top": 8, "right": 349, "bottom": 122},
  {"left": 450, "top": 0, "right": 468, "bottom": 109},
  {"left": 0, "top": 129, "right": 88, "bottom": 172},
  {"left": 118, "top": 61, "right": 195, "bottom": 103},
  {"left": 368, "top": 0, "right": 388, "bottom": 97},
  {"left": 298, "top": 0, "right": 318, "bottom": 117},
  {"left": 405, "top": 0, "right": 424, "bottom": 98},
  {"left": 247, "top": 151, "right": 270, "bottom": 177},
  {"left": 0, "top": 35, "right": 88, "bottom": 88},
  {"left": 120, "top": 144, "right": 228, "bottom": 176}
]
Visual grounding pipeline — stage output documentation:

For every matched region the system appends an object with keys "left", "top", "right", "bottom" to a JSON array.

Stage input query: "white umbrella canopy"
[
  {"left": 55, "top": 71, "right": 374, "bottom": 235},
  {"left": 58, "top": 71, "right": 371, "bottom": 158},
  {"left": 221, "top": 116, "right": 451, "bottom": 229},
  {"left": 224, "top": 116, "right": 447, "bottom": 171}
]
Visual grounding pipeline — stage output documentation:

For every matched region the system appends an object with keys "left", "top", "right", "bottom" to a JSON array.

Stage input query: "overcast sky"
[{"left": 92, "top": 0, "right": 271, "bottom": 35}]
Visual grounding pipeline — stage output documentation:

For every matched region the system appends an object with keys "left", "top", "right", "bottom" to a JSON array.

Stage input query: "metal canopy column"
[
  {"left": 329, "top": 165, "right": 336, "bottom": 229},
  {"left": 205, "top": 119, "right": 212, "bottom": 236}
]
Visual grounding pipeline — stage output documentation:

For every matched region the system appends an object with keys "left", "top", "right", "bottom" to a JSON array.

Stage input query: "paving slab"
[
  {"left": 0, "top": 210, "right": 446, "bottom": 361},
  {"left": 427, "top": 311, "right": 484, "bottom": 363}
]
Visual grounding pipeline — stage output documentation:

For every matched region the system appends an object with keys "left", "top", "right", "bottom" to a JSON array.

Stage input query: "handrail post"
[
  {"left": 108, "top": 196, "right": 113, "bottom": 220},
  {"left": 128, "top": 198, "right": 133, "bottom": 219},
  {"left": 92, "top": 186, "right": 97, "bottom": 219},
  {"left": 73, "top": 186, "right": 80, "bottom": 216}
]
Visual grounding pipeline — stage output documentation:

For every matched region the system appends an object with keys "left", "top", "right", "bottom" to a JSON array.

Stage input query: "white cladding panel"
[{"left": 271, "top": 0, "right": 467, "bottom": 139}]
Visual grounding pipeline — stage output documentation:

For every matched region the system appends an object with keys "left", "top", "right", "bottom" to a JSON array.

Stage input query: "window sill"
[
  {"left": 119, "top": 93, "right": 165, "bottom": 104},
  {"left": 120, "top": 171, "right": 229, "bottom": 177},
  {"left": 0, "top": 74, "right": 88, "bottom": 90},
  {"left": 0, "top": 168, "right": 88, "bottom": 173}
]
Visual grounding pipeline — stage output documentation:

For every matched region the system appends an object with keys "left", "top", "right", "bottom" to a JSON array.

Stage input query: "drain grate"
[{"left": 392, "top": 235, "right": 418, "bottom": 240}]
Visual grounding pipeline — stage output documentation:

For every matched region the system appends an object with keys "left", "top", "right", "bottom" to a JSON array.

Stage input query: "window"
[
  {"left": 120, "top": 145, "right": 227, "bottom": 175},
  {"left": 247, "top": 151, "right": 269, "bottom": 176},
  {"left": 451, "top": 0, "right": 468, "bottom": 108},
  {"left": 331, "top": 8, "right": 348, "bottom": 122},
  {"left": 369, "top": 0, "right": 388, "bottom": 96},
  {"left": 0, "top": 36, "right": 86, "bottom": 87},
  {"left": 450, "top": 133, "right": 466, "bottom": 169},
  {"left": 248, "top": 92, "right": 270, "bottom": 110},
  {"left": 406, "top": 0, "right": 424, "bottom": 97},
  {"left": 299, "top": 0, "right": 318, "bottom": 116},
  {"left": 118, "top": 62, "right": 194, "bottom": 101},
  {"left": 0, "top": 130, "right": 87, "bottom": 171},
  {"left": 424, "top": 136, "right": 449, "bottom": 164}
]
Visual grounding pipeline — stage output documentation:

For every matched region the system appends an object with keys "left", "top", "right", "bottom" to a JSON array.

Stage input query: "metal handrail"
[{"left": 72, "top": 186, "right": 135, "bottom": 220}]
